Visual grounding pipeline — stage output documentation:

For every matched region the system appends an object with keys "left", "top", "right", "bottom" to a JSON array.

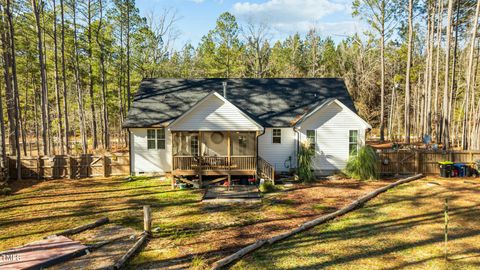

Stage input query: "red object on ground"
[{"left": 0, "top": 235, "right": 88, "bottom": 270}]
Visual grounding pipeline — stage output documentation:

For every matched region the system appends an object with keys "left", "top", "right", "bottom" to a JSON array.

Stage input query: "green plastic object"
[{"left": 438, "top": 161, "right": 454, "bottom": 165}]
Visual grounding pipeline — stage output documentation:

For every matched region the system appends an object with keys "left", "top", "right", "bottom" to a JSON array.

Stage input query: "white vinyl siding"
[
  {"left": 130, "top": 128, "right": 172, "bottom": 174},
  {"left": 258, "top": 128, "right": 297, "bottom": 172},
  {"left": 169, "top": 93, "right": 261, "bottom": 131},
  {"left": 298, "top": 101, "right": 367, "bottom": 172}
]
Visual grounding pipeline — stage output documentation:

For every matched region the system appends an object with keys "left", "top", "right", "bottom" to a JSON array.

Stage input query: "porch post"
[
  {"left": 227, "top": 131, "right": 231, "bottom": 169},
  {"left": 199, "top": 131, "right": 203, "bottom": 187},
  {"left": 227, "top": 131, "right": 231, "bottom": 186}
]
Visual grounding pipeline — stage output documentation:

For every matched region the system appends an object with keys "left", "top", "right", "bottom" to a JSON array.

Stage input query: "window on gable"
[
  {"left": 147, "top": 128, "right": 166, "bottom": 150},
  {"left": 349, "top": 130, "right": 358, "bottom": 156},
  {"left": 272, "top": 129, "right": 281, "bottom": 144},
  {"left": 306, "top": 130, "right": 315, "bottom": 150}
]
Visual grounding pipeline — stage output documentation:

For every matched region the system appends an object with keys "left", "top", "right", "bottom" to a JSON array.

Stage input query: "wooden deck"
[{"left": 0, "top": 236, "right": 88, "bottom": 270}]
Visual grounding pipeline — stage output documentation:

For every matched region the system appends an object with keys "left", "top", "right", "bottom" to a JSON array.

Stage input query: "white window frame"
[
  {"left": 349, "top": 130, "right": 358, "bottom": 156},
  {"left": 272, "top": 129, "right": 281, "bottom": 144},
  {"left": 306, "top": 130, "right": 316, "bottom": 150},
  {"left": 147, "top": 128, "right": 166, "bottom": 150}
]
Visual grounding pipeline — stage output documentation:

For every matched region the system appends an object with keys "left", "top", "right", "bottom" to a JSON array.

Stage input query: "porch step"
[{"left": 202, "top": 186, "right": 261, "bottom": 203}]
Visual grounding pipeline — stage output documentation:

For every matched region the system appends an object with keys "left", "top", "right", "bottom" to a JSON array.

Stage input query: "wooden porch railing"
[
  {"left": 257, "top": 156, "right": 275, "bottom": 184},
  {"left": 230, "top": 156, "right": 256, "bottom": 171},
  {"left": 172, "top": 156, "right": 256, "bottom": 171}
]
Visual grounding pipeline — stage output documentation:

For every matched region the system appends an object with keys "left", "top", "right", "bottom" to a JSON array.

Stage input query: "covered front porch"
[{"left": 171, "top": 131, "right": 258, "bottom": 183}]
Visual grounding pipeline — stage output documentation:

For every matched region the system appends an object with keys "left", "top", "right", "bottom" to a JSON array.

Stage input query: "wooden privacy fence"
[
  {"left": 8, "top": 154, "right": 130, "bottom": 179},
  {"left": 377, "top": 149, "right": 480, "bottom": 175}
]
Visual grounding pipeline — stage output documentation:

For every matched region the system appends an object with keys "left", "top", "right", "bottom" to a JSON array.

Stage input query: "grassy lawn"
[
  {"left": 0, "top": 176, "right": 392, "bottom": 269},
  {"left": 232, "top": 177, "right": 480, "bottom": 270}
]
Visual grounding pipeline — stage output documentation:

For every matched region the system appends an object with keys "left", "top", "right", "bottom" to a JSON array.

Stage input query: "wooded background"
[{"left": 0, "top": 0, "right": 479, "bottom": 179}]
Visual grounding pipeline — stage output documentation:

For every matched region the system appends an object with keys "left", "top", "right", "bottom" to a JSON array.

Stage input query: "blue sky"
[{"left": 136, "top": 0, "right": 364, "bottom": 50}]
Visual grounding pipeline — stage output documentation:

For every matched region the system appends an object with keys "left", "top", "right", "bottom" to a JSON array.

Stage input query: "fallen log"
[
  {"left": 211, "top": 174, "right": 424, "bottom": 269},
  {"left": 112, "top": 232, "right": 149, "bottom": 270},
  {"left": 87, "top": 235, "right": 131, "bottom": 250},
  {"left": 46, "top": 217, "right": 109, "bottom": 238}
]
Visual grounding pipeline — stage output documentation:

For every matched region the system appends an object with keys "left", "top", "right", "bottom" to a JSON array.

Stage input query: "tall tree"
[
  {"left": 95, "top": 0, "right": 109, "bottom": 149},
  {"left": 31, "top": 0, "right": 49, "bottom": 155},
  {"left": 5, "top": 0, "right": 21, "bottom": 179},
  {"left": 442, "top": 0, "right": 455, "bottom": 149},
  {"left": 60, "top": 0, "right": 69, "bottom": 154},
  {"left": 243, "top": 20, "right": 271, "bottom": 78},
  {"left": 198, "top": 12, "right": 243, "bottom": 77},
  {"left": 87, "top": 0, "right": 98, "bottom": 149},
  {"left": 353, "top": 0, "right": 398, "bottom": 141},
  {"left": 71, "top": 0, "right": 88, "bottom": 153},
  {"left": 404, "top": 0, "right": 414, "bottom": 144},
  {"left": 52, "top": 0, "right": 64, "bottom": 155},
  {"left": 462, "top": 0, "right": 480, "bottom": 149}
]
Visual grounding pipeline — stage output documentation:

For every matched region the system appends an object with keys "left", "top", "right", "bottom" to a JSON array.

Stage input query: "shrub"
[
  {"left": 0, "top": 187, "right": 11, "bottom": 195},
  {"left": 259, "top": 181, "right": 276, "bottom": 193},
  {"left": 344, "top": 145, "right": 379, "bottom": 180},
  {"left": 297, "top": 141, "right": 315, "bottom": 182}
]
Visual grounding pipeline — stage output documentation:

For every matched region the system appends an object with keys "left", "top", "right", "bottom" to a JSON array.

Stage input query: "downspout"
[
  {"left": 294, "top": 126, "right": 300, "bottom": 170},
  {"left": 127, "top": 128, "right": 132, "bottom": 176},
  {"left": 256, "top": 127, "right": 266, "bottom": 179}
]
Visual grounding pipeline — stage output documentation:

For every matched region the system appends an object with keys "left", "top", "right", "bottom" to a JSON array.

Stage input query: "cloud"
[
  {"left": 190, "top": 0, "right": 205, "bottom": 3},
  {"left": 232, "top": 0, "right": 360, "bottom": 37}
]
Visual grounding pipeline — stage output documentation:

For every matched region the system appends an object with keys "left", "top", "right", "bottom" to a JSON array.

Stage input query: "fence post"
[
  {"left": 103, "top": 155, "right": 107, "bottom": 177},
  {"left": 415, "top": 151, "right": 421, "bottom": 174},
  {"left": 37, "top": 156, "right": 41, "bottom": 180},
  {"left": 69, "top": 156, "right": 74, "bottom": 179},
  {"left": 143, "top": 205, "right": 152, "bottom": 234}
]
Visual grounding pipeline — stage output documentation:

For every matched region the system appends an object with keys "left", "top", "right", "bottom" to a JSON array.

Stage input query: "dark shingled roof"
[{"left": 123, "top": 78, "right": 357, "bottom": 128}]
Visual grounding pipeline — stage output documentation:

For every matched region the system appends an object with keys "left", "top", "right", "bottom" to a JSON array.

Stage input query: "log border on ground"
[
  {"left": 210, "top": 174, "right": 424, "bottom": 269},
  {"left": 45, "top": 217, "right": 109, "bottom": 239}
]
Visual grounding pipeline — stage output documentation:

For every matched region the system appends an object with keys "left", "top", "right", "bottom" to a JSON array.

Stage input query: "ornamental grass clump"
[
  {"left": 344, "top": 145, "right": 379, "bottom": 180},
  {"left": 298, "top": 141, "right": 315, "bottom": 182}
]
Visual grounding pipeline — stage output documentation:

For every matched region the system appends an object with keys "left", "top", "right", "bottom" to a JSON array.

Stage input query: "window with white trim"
[
  {"left": 306, "top": 130, "right": 315, "bottom": 150},
  {"left": 190, "top": 134, "right": 199, "bottom": 155},
  {"left": 272, "top": 129, "right": 281, "bottom": 144},
  {"left": 349, "top": 130, "right": 358, "bottom": 156},
  {"left": 147, "top": 128, "right": 166, "bottom": 150}
]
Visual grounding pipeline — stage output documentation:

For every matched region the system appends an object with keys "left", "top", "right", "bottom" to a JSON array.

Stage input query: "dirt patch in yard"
[{"left": 132, "top": 178, "right": 392, "bottom": 269}]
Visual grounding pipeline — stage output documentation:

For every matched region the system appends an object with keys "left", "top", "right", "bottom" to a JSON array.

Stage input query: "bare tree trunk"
[
  {"left": 60, "top": 0, "right": 69, "bottom": 154},
  {"left": 72, "top": 0, "right": 88, "bottom": 154},
  {"left": 379, "top": 1, "right": 386, "bottom": 142},
  {"left": 404, "top": 0, "right": 414, "bottom": 144},
  {"left": 31, "top": 0, "right": 49, "bottom": 156},
  {"left": 87, "top": 0, "right": 98, "bottom": 149},
  {"left": 426, "top": 0, "right": 436, "bottom": 136},
  {"left": 442, "top": 0, "right": 454, "bottom": 149},
  {"left": 5, "top": 0, "right": 21, "bottom": 179},
  {"left": 96, "top": 0, "right": 109, "bottom": 149},
  {"left": 448, "top": 0, "right": 460, "bottom": 147},
  {"left": 52, "top": 0, "right": 64, "bottom": 155},
  {"left": 34, "top": 89, "right": 39, "bottom": 156},
  {"left": 0, "top": 6, "right": 15, "bottom": 157},
  {"left": 0, "top": 77, "right": 6, "bottom": 176},
  {"left": 433, "top": 0, "right": 444, "bottom": 143},
  {"left": 462, "top": 0, "right": 480, "bottom": 149},
  {"left": 126, "top": 0, "right": 131, "bottom": 111}
]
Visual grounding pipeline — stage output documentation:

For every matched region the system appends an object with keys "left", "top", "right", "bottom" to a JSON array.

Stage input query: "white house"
[{"left": 123, "top": 78, "right": 371, "bottom": 185}]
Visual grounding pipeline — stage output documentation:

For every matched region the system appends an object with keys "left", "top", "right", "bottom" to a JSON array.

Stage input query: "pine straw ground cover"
[
  {"left": 233, "top": 177, "right": 480, "bottom": 270},
  {"left": 0, "top": 176, "right": 393, "bottom": 269}
]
